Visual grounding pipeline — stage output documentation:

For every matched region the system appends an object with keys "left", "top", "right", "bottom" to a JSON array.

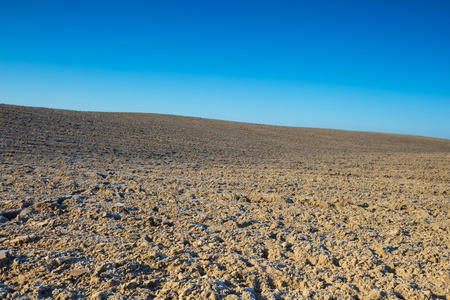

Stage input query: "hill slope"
[{"left": 0, "top": 104, "right": 449, "bottom": 299}]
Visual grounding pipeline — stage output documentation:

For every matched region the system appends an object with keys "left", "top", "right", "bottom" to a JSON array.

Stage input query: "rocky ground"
[{"left": 0, "top": 104, "right": 449, "bottom": 299}]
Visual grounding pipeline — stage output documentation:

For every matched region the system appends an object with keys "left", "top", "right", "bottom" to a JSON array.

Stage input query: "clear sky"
[{"left": 1, "top": 0, "right": 449, "bottom": 139}]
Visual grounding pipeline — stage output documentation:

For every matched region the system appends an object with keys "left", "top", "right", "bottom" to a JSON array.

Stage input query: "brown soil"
[{"left": 0, "top": 104, "right": 449, "bottom": 299}]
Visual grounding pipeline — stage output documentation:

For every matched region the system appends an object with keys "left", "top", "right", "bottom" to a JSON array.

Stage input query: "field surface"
[{"left": 1, "top": 104, "right": 449, "bottom": 299}]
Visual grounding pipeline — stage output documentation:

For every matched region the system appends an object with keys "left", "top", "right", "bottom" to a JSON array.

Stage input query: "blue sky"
[{"left": 1, "top": 0, "right": 449, "bottom": 139}]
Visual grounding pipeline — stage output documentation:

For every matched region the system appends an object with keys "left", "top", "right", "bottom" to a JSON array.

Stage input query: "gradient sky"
[{"left": 1, "top": 0, "right": 449, "bottom": 139}]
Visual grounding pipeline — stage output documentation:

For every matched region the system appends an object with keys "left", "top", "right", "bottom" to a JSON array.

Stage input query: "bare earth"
[{"left": 0, "top": 104, "right": 449, "bottom": 300}]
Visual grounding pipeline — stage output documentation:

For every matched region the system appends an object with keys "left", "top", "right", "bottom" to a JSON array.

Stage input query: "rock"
[
  {"left": 303, "top": 289, "right": 314, "bottom": 297},
  {"left": 389, "top": 227, "right": 404, "bottom": 236},
  {"left": 0, "top": 250, "right": 10, "bottom": 266},
  {"left": 281, "top": 242, "right": 292, "bottom": 249},
  {"left": 70, "top": 268, "right": 89, "bottom": 276}
]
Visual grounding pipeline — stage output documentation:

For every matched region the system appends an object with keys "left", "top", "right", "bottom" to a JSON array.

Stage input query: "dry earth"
[{"left": 0, "top": 104, "right": 449, "bottom": 300}]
